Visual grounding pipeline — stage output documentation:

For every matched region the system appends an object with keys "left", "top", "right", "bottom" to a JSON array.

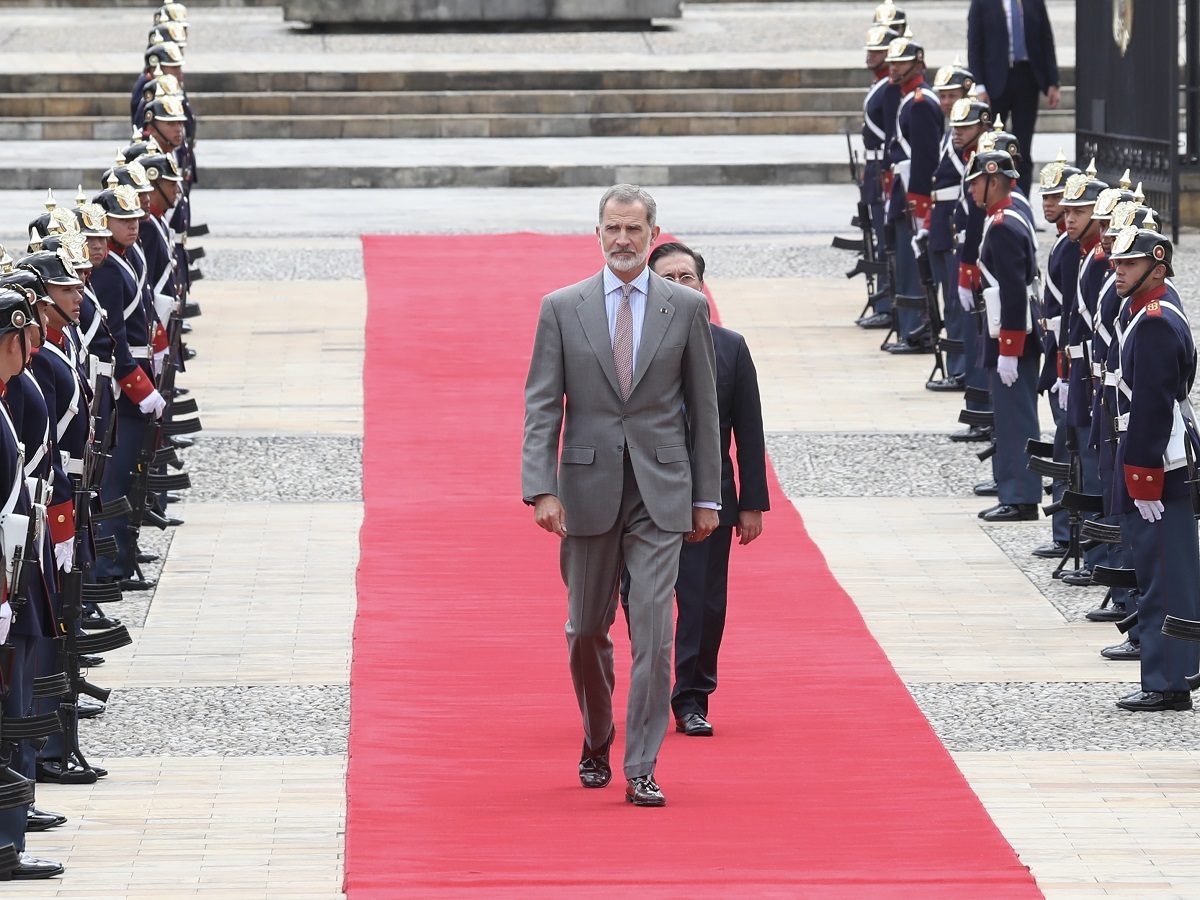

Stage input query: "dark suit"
[
  {"left": 967, "top": 0, "right": 1060, "bottom": 193},
  {"left": 621, "top": 323, "right": 769, "bottom": 720},
  {"left": 672, "top": 323, "right": 768, "bottom": 719}
]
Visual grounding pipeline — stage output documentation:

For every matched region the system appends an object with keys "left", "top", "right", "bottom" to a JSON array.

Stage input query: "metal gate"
[{"left": 1075, "top": 0, "right": 1179, "bottom": 240}]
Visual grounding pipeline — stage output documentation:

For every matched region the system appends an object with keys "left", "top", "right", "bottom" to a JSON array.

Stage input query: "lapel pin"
[{"left": 659, "top": 307, "right": 668, "bottom": 313}]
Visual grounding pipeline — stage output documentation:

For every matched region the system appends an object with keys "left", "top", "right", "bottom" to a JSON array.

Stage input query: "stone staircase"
[{"left": 0, "top": 67, "right": 1076, "bottom": 142}]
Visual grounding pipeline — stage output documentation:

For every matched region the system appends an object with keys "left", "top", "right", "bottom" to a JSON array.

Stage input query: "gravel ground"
[
  {"left": 178, "top": 435, "right": 363, "bottom": 502},
  {"left": 202, "top": 246, "right": 364, "bottom": 282},
  {"left": 910, "top": 682, "right": 1200, "bottom": 752},
  {"left": 79, "top": 684, "right": 349, "bottom": 757},
  {"left": 768, "top": 431, "right": 995, "bottom": 498}
]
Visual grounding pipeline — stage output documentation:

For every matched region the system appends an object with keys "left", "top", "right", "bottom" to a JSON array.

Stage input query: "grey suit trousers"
[{"left": 561, "top": 455, "right": 682, "bottom": 780}]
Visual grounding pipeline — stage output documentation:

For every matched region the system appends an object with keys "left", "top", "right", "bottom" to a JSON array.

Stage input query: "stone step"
[
  {"left": 4, "top": 109, "right": 1079, "bottom": 141},
  {"left": 0, "top": 66, "right": 1078, "bottom": 95},
  {"left": 0, "top": 132, "right": 1073, "bottom": 191},
  {"left": 0, "top": 86, "right": 1080, "bottom": 118}
]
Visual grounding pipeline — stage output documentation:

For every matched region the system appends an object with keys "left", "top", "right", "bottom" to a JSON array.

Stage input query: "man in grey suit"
[{"left": 522, "top": 184, "right": 721, "bottom": 807}]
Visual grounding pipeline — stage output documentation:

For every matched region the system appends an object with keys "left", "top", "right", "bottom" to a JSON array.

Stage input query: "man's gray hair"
[{"left": 598, "top": 184, "right": 657, "bottom": 228}]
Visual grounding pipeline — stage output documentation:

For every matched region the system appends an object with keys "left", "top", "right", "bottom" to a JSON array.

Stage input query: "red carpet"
[{"left": 348, "top": 233, "right": 1042, "bottom": 898}]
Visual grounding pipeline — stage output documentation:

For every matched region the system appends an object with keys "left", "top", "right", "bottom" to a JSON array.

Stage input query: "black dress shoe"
[
  {"left": 1085, "top": 605, "right": 1127, "bottom": 623},
  {"left": 137, "top": 552, "right": 160, "bottom": 564},
  {"left": 950, "top": 424, "right": 992, "bottom": 443},
  {"left": 973, "top": 480, "right": 999, "bottom": 497},
  {"left": 80, "top": 609, "right": 120, "bottom": 630},
  {"left": 7, "top": 854, "right": 63, "bottom": 880},
  {"left": 1101, "top": 640, "right": 1141, "bottom": 660},
  {"left": 119, "top": 578, "right": 156, "bottom": 592},
  {"left": 980, "top": 503, "right": 1039, "bottom": 522},
  {"left": 926, "top": 374, "right": 965, "bottom": 392},
  {"left": 625, "top": 775, "right": 666, "bottom": 807},
  {"left": 1032, "top": 541, "right": 1069, "bottom": 559},
  {"left": 1116, "top": 690, "right": 1192, "bottom": 712},
  {"left": 76, "top": 696, "right": 104, "bottom": 720},
  {"left": 164, "top": 492, "right": 185, "bottom": 504},
  {"left": 883, "top": 339, "right": 932, "bottom": 355},
  {"left": 578, "top": 728, "right": 614, "bottom": 789},
  {"left": 856, "top": 311, "right": 892, "bottom": 329},
  {"left": 77, "top": 654, "right": 105, "bottom": 667},
  {"left": 675, "top": 713, "right": 713, "bottom": 737},
  {"left": 37, "top": 761, "right": 98, "bottom": 785},
  {"left": 25, "top": 807, "right": 66, "bottom": 832},
  {"left": 1061, "top": 567, "right": 1093, "bottom": 587}
]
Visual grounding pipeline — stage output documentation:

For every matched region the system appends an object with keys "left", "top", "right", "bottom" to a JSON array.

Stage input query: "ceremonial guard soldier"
[
  {"left": 1093, "top": 202, "right": 1158, "bottom": 654},
  {"left": 856, "top": 22, "right": 901, "bottom": 330},
  {"left": 1031, "top": 151, "right": 1081, "bottom": 559},
  {"left": 1108, "top": 227, "right": 1200, "bottom": 711},
  {"left": 883, "top": 33, "right": 943, "bottom": 354},
  {"left": 88, "top": 187, "right": 165, "bottom": 589},
  {"left": 926, "top": 60, "right": 974, "bottom": 389},
  {"left": 965, "top": 149, "right": 1042, "bottom": 521},
  {"left": 946, "top": 96, "right": 992, "bottom": 437},
  {"left": 1055, "top": 162, "right": 1110, "bottom": 577},
  {"left": 0, "top": 286, "right": 64, "bottom": 880}
]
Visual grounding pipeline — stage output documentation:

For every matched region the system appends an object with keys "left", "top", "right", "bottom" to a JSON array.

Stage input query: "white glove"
[
  {"left": 0, "top": 601, "right": 10, "bottom": 644},
  {"left": 910, "top": 227, "right": 929, "bottom": 258},
  {"left": 1135, "top": 499, "right": 1164, "bottom": 523},
  {"left": 54, "top": 539, "right": 73, "bottom": 573},
  {"left": 958, "top": 285, "right": 974, "bottom": 313},
  {"left": 1051, "top": 378, "right": 1069, "bottom": 411},
  {"left": 138, "top": 389, "right": 167, "bottom": 418},
  {"left": 997, "top": 355, "right": 1019, "bottom": 387},
  {"left": 153, "top": 350, "right": 167, "bottom": 378}
]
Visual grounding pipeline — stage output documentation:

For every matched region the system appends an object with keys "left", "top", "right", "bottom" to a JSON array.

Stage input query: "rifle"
[
  {"left": 910, "top": 231, "right": 957, "bottom": 384},
  {"left": 43, "top": 380, "right": 132, "bottom": 783},
  {"left": 125, "top": 309, "right": 195, "bottom": 583},
  {"left": 831, "top": 134, "right": 887, "bottom": 317}
]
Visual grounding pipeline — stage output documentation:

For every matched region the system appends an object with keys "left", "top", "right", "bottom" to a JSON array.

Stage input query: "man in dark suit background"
[
  {"left": 968, "top": 0, "right": 1062, "bottom": 194},
  {"left": 622, "top": 242, "right": 770, "bottom": 739}
]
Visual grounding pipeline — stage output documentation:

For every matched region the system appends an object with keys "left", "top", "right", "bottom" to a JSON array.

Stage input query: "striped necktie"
[{"left": 613, "top": 283, "right": 634, "bottom": 400}]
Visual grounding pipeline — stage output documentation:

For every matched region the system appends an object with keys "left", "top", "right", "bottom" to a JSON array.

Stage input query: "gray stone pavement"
[
  {"left": 0, "top": 132, "right": 1081, "bottom": 169},
  {"left": 0, "top": 2, "right": 1079, "bottom": 74}
]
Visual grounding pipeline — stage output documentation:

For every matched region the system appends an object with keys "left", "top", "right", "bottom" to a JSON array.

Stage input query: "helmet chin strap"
[
  {"left": 46, "top": 298, "right": 75, "bottom": 328},
  {"left": 1077, "top": 217, "right": 1096, "bottom": 246},
  {"left": 1119, "top": 261, "right": 1160, "bottom": 299}
]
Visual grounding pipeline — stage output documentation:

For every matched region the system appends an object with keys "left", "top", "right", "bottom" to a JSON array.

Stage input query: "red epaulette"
[
  {"left": 1146, "top": 300, "right": 1162, "bottom": 317},
  {"left": 991, "top": 210, "right": 1005, "bottom": 226}
]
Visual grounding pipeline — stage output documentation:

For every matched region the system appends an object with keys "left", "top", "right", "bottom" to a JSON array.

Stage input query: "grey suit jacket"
[{"left": 522, "top": 269, "right": 721, "bottom": 537}]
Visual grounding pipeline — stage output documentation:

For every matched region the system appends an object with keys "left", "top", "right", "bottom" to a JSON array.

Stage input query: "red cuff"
[
  {"left": 997, "top": 329, "right": 1026, "bottom": 356},
  {"left": 1056, "top": 353, "right": 1066, "bottom": 379},
  {"left": 152, "top": 322, "right": 169, "bottom": 354},
  {"left": 118, "top": 367, "right": 154, "bottom": 403},
  {"left": 958, "top": 264, "right": 982, "bottom": 291},
  {"left": 1125, "top": 464, "right": 1165, "bottom": 501},
  {"left": 906, "top": 192, "right": 932, "bottom": 221},
  {"left": 883, "top": 171, "right": 894, "bottom": 193},
  {"left": 47, "top": 499, "right": 75, "bottom": 545}
]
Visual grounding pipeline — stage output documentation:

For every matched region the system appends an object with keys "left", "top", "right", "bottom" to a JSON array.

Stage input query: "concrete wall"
[{"left": 283, "top": 0, "right": 682, "bottom": 23}]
